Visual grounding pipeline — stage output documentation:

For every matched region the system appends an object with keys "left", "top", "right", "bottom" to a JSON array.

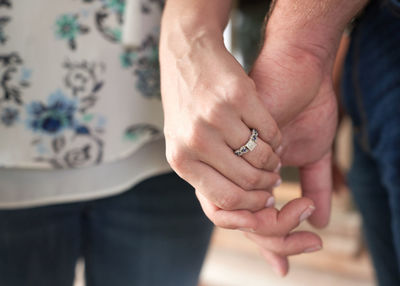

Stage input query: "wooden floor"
[
  {"left": 200, "top": 228, "right": 374, "bottom": 286},
  {"left": 74, "top": 181, "right": 376, "bottom": 286},
  {"left": 200, "top": 247, "right": 374, "bottom": 286},
  {"left": 199, "top": 182, "right": 375, "bottom": 286}
]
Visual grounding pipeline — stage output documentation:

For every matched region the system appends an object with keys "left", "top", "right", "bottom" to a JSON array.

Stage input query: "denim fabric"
[
  {"left": 348, "top": 137, "right": 400, "bottom": 286},
  {"left": 342, "top": 1, "right": 400, "bottom": 285},
  {"left": 0, "top": 173, "right": 213, "bottom": 286}
]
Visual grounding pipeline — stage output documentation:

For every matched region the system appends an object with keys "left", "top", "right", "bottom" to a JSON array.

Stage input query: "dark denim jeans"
[
  {"left": 342, "top": 1, "right": 400, "bottom": 285},
  {"left": 0, "top": 172, "right": 213, "bottom": 286}
]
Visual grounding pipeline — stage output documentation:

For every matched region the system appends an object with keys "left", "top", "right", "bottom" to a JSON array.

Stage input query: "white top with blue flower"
[{"left": 0, "top": 0, "right": 171, "bottom": 208}]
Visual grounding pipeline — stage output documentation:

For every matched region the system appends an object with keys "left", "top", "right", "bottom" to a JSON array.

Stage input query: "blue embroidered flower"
[
  {"left": 26, "top": 90, "right": 77, "bottom": 135},
  {"left": 1, "top": 107, "right": 19, "bottom": 126}
]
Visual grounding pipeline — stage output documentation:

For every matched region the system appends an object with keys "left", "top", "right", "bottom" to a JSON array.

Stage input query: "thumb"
[{"left": 299, "top": 151, "right": 333, "bottom": 228}]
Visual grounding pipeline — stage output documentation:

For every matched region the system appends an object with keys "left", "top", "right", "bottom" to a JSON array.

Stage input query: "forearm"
[
  {"left": 160, "top": 0, "right": 232, "bottom": 57},
  {"left": 264, "top": 0, "right": 368, "bottom": 67}
]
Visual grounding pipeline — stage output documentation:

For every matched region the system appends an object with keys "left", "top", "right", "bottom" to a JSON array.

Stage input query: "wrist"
[
  {"left": 160, "top": 0, "right": 231, "bottom": 58},
  {"left": 265, "top": 24, "right": 341, "bottom": 70},
  {"left": 160, "top": 15, "right": 225, "bottom": 61},
  {"left": 264, "top": 0, "right": 368, "bottom": 69}
]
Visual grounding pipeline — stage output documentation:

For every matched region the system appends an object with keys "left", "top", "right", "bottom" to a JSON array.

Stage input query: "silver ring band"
[{"left": 234, "top": 129, "right": 258, "bottom": 156}]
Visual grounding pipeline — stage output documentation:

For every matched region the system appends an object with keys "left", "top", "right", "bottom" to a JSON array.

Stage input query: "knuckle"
[
  {"left": 257, "top": 146, "right": 273, "bottom": 167},
  {"left": 242, "top": 171, "right": 263, "bottom": 190},
  {"left": 165, "top": 143, "right": 187, "bottom": 171},
  {"left": 269, "top": 124, "right": 279, "bottom": 141},
  {"left": 217, "top": 193, "right": 241, "bottom": 211},
  {"left": 184, "top": 123, "right": 207, "bottom": 153},
  {"left": 226, "top": 79, "right": 250, "bottom": 106},
  {"left": 203, "top": 100, "right": 225, "bottom": 125}
]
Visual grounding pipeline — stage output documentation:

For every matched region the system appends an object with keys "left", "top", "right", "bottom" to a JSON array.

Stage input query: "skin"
[
  {"left": 159, "top": 0, "right": 368, "bottom": 277},
  {"left": 247, "top": 0, "right": 368, "bottom": 275},
  {"left": 160, "top": 0, "right": 286, "bottom": 230}
]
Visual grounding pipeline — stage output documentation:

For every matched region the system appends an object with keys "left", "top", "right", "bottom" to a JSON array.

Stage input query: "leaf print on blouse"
[
  {"left": 26, "top": 90, "right": 77, "bottom": 135},
  {"left": 35, "top": 132, "right": 104, "bottom": 168},
  {"left": 55, "top": 14, "right": 89, "bottom": 50},
  {"left": 124, "top": 123, "right": 161, "bottom": 142},
  {"left": 0, "top": 52, "right": 31, "bottom": 127},
  {"left": 121, "top": 35, "right": 160, "bottom": 99},
  {"left": 0, "top": 106, "right": 18, "bottom": 126},
  {"left": 95, "top": 0, "right": 125, "bottom": 43},
  {"left": 0, "top": 53, "right": 30, "bottom": 105},
  {"left": 0, "top": 17, "right": 10, "bottom": 44},
  {"left": 63, "top": 59, "right": 105, "bottom": 112}
]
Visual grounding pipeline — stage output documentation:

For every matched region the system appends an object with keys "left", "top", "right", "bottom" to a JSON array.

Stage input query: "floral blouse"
[{"left": 0, "top": 0, "right": 165, "bottom": 170}]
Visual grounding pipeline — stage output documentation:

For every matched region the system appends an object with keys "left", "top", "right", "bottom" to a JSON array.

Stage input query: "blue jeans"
[
  {"left": 342, "top": 1, "right": 400, "bottom": 285},
  {"left": 0, "top": 172, "right": 213, "bottom": 286}
]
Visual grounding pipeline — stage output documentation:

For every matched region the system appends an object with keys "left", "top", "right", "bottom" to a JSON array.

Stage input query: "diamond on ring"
[{"left": 234, "top": 129, "right": 258, "bottom": 156}]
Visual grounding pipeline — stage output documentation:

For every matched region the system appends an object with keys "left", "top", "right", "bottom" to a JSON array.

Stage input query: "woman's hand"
[{"left": 160, "top": 21, "right": 283, "bottom": 229}]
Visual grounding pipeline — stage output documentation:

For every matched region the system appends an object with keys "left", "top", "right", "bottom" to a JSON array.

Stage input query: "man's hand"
[
  {"left": 251, "top": 44, "right": 337, "bottom": 228},
  {"left": 245, "top": 0, "right": 368, "bottom": 276}
]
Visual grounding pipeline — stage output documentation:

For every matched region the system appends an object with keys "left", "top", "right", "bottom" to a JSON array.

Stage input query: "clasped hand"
[{"left": 160, "top": 22, "right": 337, "bottom": 275}]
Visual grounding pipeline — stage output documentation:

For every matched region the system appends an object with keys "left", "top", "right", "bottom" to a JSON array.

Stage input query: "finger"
[
  {"left": 245, "top": 231, "right": 322, "bottom": 256},
  {"left": 253, "top": 197, "right": 316, "bottom": 236},
  {"left": 183, "top": 160, "right": 275, "bottom": 211},
  {"left": 219, "top": 79, "right": 282, "bottom": 150},
  {"left": 195, "top": 139, "right": 281, "bottom": 191},
  {"left": 300, "top": 151, "right": 333, "bottom": 228},
  {"left": 259, "top": 249, "right": 289, "bottom": 277},
  {"left": 196, "top": 190, "right": 259, "bottom": 230},
  {"left": 206, "top": 113, "right": 281, "bottom": 173},
  {"left": 241, "top": 138, "right": 281, "bottom": 172},
  {"left": 229, "top": 126, "right": 281, "bottom": 172},
  {"left": 238, "top": 87, "right": 282, "bottom": 150}
]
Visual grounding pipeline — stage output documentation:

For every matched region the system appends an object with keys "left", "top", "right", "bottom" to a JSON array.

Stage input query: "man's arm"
[
  {"left": 250, "top": 0, "right": 368, "bottom": 226},
  {"left": 246, "top": 0, "right": 368, "bottom": 275},
  {"left": 255, "top": 0, "right": 368, "bottom": 126},
  {"left": 266, "top": 0, "right": 367, "bottom": 63}
]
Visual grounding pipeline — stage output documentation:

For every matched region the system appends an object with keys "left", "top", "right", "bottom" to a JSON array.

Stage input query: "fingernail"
[
  {"left": 303, "top": 245, "right": 322, "bottom": 253},
  {"left": 265, "top": 196, "right": 275, "bottom": 208},
  {"left": 274, "top": 162, "right": 282, "bottom": 173},
  {"left": 299, "top": 205, "right": 315, "bottom": 223},
  {"left": 276, "top": 145, "right": 283, "bottom": 156},
  {"left": 238, "top": 228, "right": 256, "bottom": 233},
  {"left": 273, "top": 178, "right": 282, "bottom": 188}
]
